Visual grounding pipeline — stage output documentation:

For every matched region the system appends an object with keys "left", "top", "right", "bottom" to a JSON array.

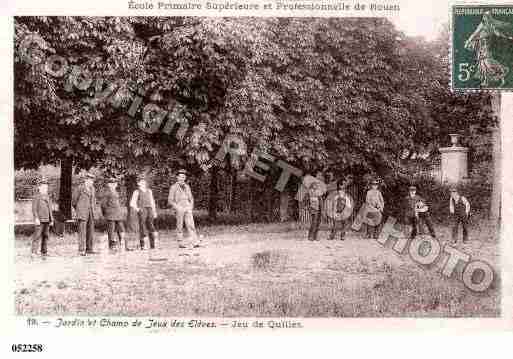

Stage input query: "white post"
[{"left": 439, "top": 134, "right": 469, "bottom": 184}]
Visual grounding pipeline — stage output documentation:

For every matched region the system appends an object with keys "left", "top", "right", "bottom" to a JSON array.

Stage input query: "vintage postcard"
[{"left": 2, "top": 0, "right": 513, "bottom": 355}]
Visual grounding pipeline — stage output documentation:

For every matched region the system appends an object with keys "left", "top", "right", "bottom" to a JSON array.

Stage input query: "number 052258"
[{"left": 11, "top": 344, "right": 44, "bottom": 352}]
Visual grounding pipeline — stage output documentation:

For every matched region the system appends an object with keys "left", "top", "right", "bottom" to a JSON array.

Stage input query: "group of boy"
[
  {"left": 306, "top": 178, "right": 383, "bottom": 242},
  {"left": 405, "top": 185, "right": 470, "bottom": 242},
  {"left": 30, "top": 169, "right": 199, "bottom": 258},
  {"left": 30, "top": 171, "right": 472, "bottom": 258},
  {"left": 306, "top": 178, "right": 471, "bottom": 243}
]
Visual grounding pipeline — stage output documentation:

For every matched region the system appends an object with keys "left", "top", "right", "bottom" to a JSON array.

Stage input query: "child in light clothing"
[
  {"left": 365, "top": 180, "right": 384, "bottom": 239},
  {"left": 168, "top": 169, "right": 199, "bottom": 249}
]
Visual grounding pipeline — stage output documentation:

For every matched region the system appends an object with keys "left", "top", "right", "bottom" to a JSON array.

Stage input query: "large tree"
[
  {"left": 137, "top": 18, "right": 445, "bottom": 176},
  {"left": 14, "top": 17, "right": 170, "bottom": 215},
  {"left": 15, "top": 17, "right": 495, "bottom": 222}
]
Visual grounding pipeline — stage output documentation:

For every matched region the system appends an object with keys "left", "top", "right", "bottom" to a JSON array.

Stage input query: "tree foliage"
[{"left": 14, "top": 17, "right": 496, "bottom": 206}]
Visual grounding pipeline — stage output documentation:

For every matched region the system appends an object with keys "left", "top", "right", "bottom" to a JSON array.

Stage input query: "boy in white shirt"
[
  {"left": 130, "top": 175, "right": 158, "bottom": 250},
  {"left": 328, "top": 181, "right": 353, "bottom": 241}
]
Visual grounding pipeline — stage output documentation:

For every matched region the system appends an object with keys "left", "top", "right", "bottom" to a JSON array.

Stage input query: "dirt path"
[{"left": 14, "top": 225, "right": 499, "bottom": 317}]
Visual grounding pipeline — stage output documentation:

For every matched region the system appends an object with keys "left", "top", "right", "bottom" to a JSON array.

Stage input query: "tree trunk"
[
  {"left": 280, "top": 190, "right": 290, "bottom": 222},
  {"left": 490, "top": 93, "right": 502, "bottom": 221},
  {"left": 229, "top": 169, "right": 236, "bottom": 213},
  {"left": 58, "top": 157, "right": 73, "bottom": 220},
  {"left": 125, "top": 174, "right": 137, "bottom": 232},
  {"left": 266, "top": 187, "right": 273, "bottom": 221},
  {"left": 248, "top": 180, "right": 254, "bottom": 222},
  {"left": 208, "top": 167, "right": 218, "bottom": 221},
  {"left": 125, "top": 174, "right": 137, "bottom": 208}
]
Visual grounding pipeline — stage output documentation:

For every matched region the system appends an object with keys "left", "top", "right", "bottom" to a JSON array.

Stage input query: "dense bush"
[
  {"left": 15, "top": 170, "right": 60, "bottom": 201},
  {"left": 15, "top": 158, "right": 493, "bottom": 232}
]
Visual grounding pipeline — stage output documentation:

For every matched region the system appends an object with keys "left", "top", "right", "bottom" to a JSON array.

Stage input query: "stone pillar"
[{"left": 439, "top": 134, "right": 469, "bottom": 184}]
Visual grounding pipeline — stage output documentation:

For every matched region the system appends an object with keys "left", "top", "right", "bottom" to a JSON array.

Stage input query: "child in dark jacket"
[
  {"left": 31, "top": 177, "right": 53, "bottom": 258},
  {"left": 449, "top": 187, "right": 471, "bottom": 243},
  {"left": 404, "top": 185, "right": 436, "bottom": 239},
  {"left": 72, "top": 173, "right": 98, "bottom": 256},
  {"left": 102, "top": 176, "right": 131, "bottom": 252}
]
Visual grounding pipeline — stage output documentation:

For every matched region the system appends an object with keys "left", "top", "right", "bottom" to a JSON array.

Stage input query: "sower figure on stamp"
[
  {"left": 31, "top": 177, "right": 53, "bottom": 258},
  {"left": 72, "top": 173, "right": 99, "bottom": 256},
  {"left": 404, "top": 185, "right": 436, "bottom": 240},
  {"left": 464, "top": 11, "right": 513, "bottom": 87},
  {"left": 102, "top": 176, "right": 131, "bottom": 252},
  {"left": 365, "top": 179, "right": 384, "bottom": 239},
  {"left": 130, "top": 175, "right": 158, "bottom": 250},
  {"left": 168, "top": 169, "right": 200, "bottom": 249},
  {"left": 449, "top": 186, "right": 471, "bottom": 243},
  {"left": 327, "top": 180, "right": 353, "bottom": 241}
]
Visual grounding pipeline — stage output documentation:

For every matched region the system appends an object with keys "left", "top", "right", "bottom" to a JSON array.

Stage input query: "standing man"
[
  {"left": 31, "top": 177, "right": 53, "bottom": 258},
  {"left": 73, "top": 173, "right": 99, "bottom": 256},
  {"left": 404, "top": 185, "right": 436, "bottom": 240},
  {"left": 102, "top": 176, "right": 131, "bottom": 252},
  {"left": 365, "top": 179, "right": 384, "bottom": 239},
  {"left": 327, "top": 180, "right": 353, "bottom": 241},
  {"left": 307, "top": 180, "right": 323, "bottom": 241},
  {"left": 168, "top": 169, "right": 199, "bottom": 249},
  {"left": 130, "top": 175, "right": 158, "bottom": 250},
  {"left": 449, "top": 186, "right": 471, "bottom": 243}
]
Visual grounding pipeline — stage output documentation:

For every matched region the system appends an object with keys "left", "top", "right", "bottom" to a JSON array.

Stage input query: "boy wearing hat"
[
  {"left": 306, "top": 178, "right": 324, "bottom": 241},
  {"left": 130, "top": 175, "right": 158, "bottom": 250},
  {"left": 168, "top": 169, "right": 199, "bottom": 249},
  {"left": 327, "top": 180, "right": 353, "bottom": 241},
  {"left": 449, "top": 187, "right": 471, "bottom": 243},
  {"left": 404, "top": 185, "right": 436, "bottom": 239},
  {"left": 365, "top": 179, "right": 384, "bottom": 239},
  {"left": 102, "top": 176, "right": 130, "bottom": 252},
  {"left": 31, "top": 177, "right": 53, "bottom": 257},
  {"left": 72, "top": 173, "right": 99, "bottom": 256}
]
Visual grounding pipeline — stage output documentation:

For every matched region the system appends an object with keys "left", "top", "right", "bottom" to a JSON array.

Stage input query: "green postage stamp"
[{"left": 452, "top": 4, "right": 513, "bottom": 91}]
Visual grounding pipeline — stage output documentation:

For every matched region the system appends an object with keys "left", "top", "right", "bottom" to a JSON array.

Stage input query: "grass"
[
  {"left": 251, "top": 250, "right": 289, "bottom": 272},
  {"left": 14, "top": 220, "right": 499, "bottom": 317}
]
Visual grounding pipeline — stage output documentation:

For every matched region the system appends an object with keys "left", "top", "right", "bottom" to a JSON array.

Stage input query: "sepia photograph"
[{"left": 13, "top": 13, "right": 502, "bottom": 320}]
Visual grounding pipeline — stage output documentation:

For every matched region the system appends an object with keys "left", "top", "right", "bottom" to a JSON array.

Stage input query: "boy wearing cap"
[
  {"left": 130, "top": 176, "right": 158, "bottom": 249},
  {"left": 130, "top": 176, "right": 158, "bottom": 250},
  {"left": 306, "top": 179, "right": 324, "bottom": 241},
  {"left": 327, "top": 181, "right": 353, "bottom": 241},
  {"left": 305, "top": 171, "right": 327, "bottom": 241},
  {"left": 449, "top": 187, "right": 471, "bottom": 243},
  {"left": 72, "top": 173, "right": 99, "bottom": 256},
  {"left": 102, "top": 177, "right": 130, "bottom": 252},
  {"left": 168, "top": 169, "right": 199, "bottom": 249},
  {"left": 31, "top": 178, "right": 54, "bottom": 257},
  {"left": 404, "top": 185, "right": 436, "bottom": 239},
  {"left": 365, "top": 180, "right": 384, "bottom": 239}
]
